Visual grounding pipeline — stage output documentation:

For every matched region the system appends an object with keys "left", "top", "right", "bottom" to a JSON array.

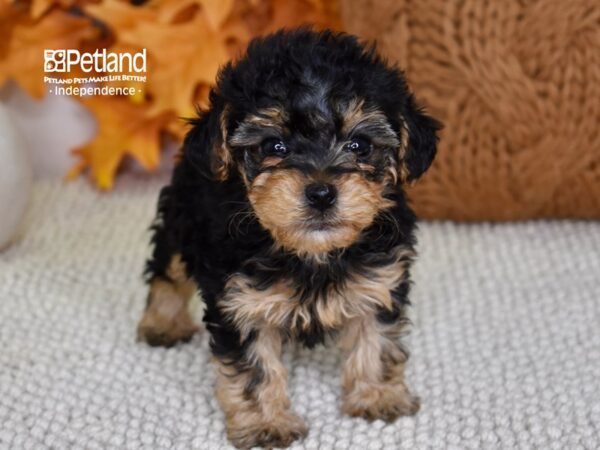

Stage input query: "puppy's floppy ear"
[
  {"left": 183, "top": 99, "right": 231, "bottom": 181},
  {"left": 400, "top": 95, "right": 441, "bottom": 182}
]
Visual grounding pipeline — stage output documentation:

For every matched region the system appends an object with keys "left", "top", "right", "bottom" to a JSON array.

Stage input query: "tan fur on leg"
[
  {"left": 137, "top": 254, "right": 199, "bottom": 347},
  {"left": 339, "top": 315, "right": 419, "bottom": 421},
  {"left": 215, "top": 328, "right": 307, "bottom": 449}
]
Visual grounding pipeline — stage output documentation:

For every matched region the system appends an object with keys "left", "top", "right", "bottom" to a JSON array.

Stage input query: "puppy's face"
[
  {"left": 229, "top": 99, "right": 400, "bottom": 255},
  {"left": 189, "top": 31, "right": 440, "bottom": 256}
]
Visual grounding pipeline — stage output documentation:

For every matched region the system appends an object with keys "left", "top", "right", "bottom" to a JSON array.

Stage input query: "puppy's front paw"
[
  {"left": 227, "top": 411, "right": 308, "bottom": 449},
  {"left": 343, "top": 384, "right": 420, "bottom": 422}
]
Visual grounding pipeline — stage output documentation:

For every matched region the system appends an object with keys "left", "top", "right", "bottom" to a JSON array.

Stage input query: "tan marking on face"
[
  {"left": 335, "top": 171, "right": 395, "bottom": 233},
  {"left": 347, "top": 109, "right": 392, "bottom": 135},
  {"left": 229, "top": 106, "right": 289, "bottom": 148},
  {"left": 220, "top": 247, "right": 413, "bottom": 337},
  {"left": 357, "top": 162, "right": 376, "bottom": 172},
  {"left": 340, "top": 98, "right": 366, "bottom": 134},
  {"left": 340, "top": 99, "right": 403, "bottom": 184},
  {"left": 137, "top": 254, "right": 199, "bottom": 346},
  {"left": 341, "top": 99, "right": 398, "bottom": 145},
  {"left": 247, "top": 169, "right": 395, "bottom": 256},
  {"left": 247, "top": 169, "right": 317, "bottom": 254},
  {"left": 262, "top": 156, "right": 284, "bottom": 168},
  {"left": 214, "top": 328, "right": 307, "bottom": 448},
  {"left": 246, "top": 107, "right": 287, "bottom": 128}
]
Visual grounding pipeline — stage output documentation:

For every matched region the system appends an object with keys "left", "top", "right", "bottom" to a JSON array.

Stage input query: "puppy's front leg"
[
  {"left": 214, "top": 327, "right": 307, "bottom": 449},
  {"left": 339, "top": 315, "right": 420, "bottom": 421}
]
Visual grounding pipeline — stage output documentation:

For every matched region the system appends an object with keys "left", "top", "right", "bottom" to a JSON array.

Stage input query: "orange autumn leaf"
[
  {"left": 148, "top": 0, "right": 202, "bottom": 24},
  {"left": 119, "top": 9, "right": 229, "bottom": 118},
  {"left": 165, "top": 83, "right": 212, "bottom": 141},
  {"left": 165, "top": 118, "right": 190, "bottom": 143},
  {"left": 84, "top": 0, "right": 157, "bottom": 31},
  {"left": 85, "top": 0, "right": 235, "bottom": 35},
  {"left": 69, "top": 97, "right": 172, "bottom": 190},
  {"left": 266, "top": 0, "right": 341, "bottom": 33},
  {"left": 0, "top": 3, "right": 28, "bottom": 62},
  {"left": 0, "top": 9, "right": 97, "bottom": 98},
  {"left": 30, "top": 0, "right": 76, "bottom": 20},
  {"left": 142, "top": 0, "right": 235, "bottom": 26},
  {"left": 197, "top": 0, "right": 235, "bottom": 29}
]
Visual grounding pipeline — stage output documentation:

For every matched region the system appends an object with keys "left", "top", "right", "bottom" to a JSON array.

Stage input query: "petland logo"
[
  {"left": 44, "top": 49, "right": 147, "bottom": 97},
  {"left": 44, "top": 49, "right": 147, "bottom": 73}
]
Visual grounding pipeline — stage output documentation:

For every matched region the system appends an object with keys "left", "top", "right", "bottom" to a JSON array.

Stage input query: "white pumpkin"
[
  {"left": 0, "top": 103, "right": 32, "bottom": 250},
  {"left": 2, "top": 83, "right": 96, "bottom": 178}
]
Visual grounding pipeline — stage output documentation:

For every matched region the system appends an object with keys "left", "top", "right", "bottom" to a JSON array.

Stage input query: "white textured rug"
[{"left": 1, "top": 176, "right": 599, "bottom": 450}]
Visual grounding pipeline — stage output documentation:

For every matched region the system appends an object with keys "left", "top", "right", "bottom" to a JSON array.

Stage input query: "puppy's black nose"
[{"left": 305, "top": 183, "right": 337, "bottom": 211}]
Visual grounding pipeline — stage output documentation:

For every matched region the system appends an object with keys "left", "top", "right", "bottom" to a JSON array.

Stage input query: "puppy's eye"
[
  {"left": 344, "top": 137, "right": 372, "bottom": 158},
  {"left": 260, "top": 138, "right": 289, "bottom": 156}
]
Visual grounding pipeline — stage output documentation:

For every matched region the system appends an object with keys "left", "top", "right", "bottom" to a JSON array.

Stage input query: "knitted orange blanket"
[{"left": 342, "top": 0, "right": 600, "bottom": 220}]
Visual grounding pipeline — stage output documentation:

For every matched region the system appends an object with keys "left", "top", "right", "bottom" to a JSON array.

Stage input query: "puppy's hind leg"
[{"left": 137, "top": 253, "right": 199, "bottom": 347}]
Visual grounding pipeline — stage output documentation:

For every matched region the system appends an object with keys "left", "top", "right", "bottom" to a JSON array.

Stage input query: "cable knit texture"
[
  {"left": 1, "top": 177, "right": 599, "bottom": 449},
  {"left": 341, "top": 0, "right": 600, "bottom": 220}
]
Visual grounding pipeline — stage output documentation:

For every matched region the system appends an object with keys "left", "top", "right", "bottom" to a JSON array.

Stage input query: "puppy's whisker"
[
  {"left": 373, "top": 210, "right": 401, "bottom": 242},
  {"left": 227, "top": 209, "right": 257, "bottom": 236}
]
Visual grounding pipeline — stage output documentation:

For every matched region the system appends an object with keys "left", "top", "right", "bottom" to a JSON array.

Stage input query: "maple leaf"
[
  {"left": 0, "top": 9, "right": 98, "bottom": 98},
  {"left": 84, "top": 0, "right": 157, "bottom": 31},
  {"left": 165, "top": 83, "right": 211, "bottom": 141},
  {"left": 148, "top": 0, "right": 202, "bottom": 24},
  {"left": 118, "top": 9, "right": 229, "bottom": 118},
  {"left": 68, "top": 97, "right": 173, "bottom": 190},
  {"left": 197, "top": 0, "right": 235, "bottom": 29},
  {"left": 29, "top": 0, "right": 76, "bottom": 20},
  {"left": 0, "top": 3, "right": 27, "bottom": 64}
]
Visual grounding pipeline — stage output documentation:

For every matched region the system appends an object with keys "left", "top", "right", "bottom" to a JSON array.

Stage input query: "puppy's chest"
[{"left": 220, "top": 258, "right": 408, "bottom": 337}]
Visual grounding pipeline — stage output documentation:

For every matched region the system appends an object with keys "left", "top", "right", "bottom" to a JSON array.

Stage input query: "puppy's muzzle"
[{"left": 305, "top": 183, "right": 337, "bottom": 211}]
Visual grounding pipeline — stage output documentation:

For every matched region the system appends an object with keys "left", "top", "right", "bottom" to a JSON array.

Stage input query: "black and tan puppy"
[{"left": 137, "top": 29, "right": 440, "bottom": 449}]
